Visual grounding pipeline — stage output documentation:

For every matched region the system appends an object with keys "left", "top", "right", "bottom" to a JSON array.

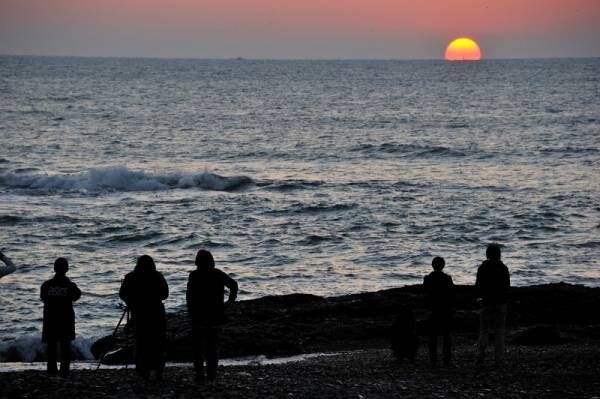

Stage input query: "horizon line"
[{"left": 1, "top": 53, "right": 599, "bottom": 62}]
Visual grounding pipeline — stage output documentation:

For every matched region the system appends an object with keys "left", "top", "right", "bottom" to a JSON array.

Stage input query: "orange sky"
[{"left": 1, "top": 0, "right": 599, "bottom": 58}]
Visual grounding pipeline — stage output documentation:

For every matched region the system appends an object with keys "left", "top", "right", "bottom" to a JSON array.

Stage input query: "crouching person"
[
  {"left": 41, "top": 257, "right": 82, "bottom": 377},
  {"left": 187, "top": 250, "right": 238, "bottom": 383}
]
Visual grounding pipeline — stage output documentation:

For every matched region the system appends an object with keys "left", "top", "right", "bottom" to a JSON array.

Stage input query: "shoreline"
[
  {"left": 0, "top": 351, "right": 347, "bottom": 373},
  {"left": 2, "top": 344, "right": 599, "bottom": 398}
]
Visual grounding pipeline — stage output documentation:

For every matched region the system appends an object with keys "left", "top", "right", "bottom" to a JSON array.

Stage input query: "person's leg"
[
  {"left": 155, "top": 322, "right": 167, "bottom": 381},
  {"left": 428, "top": 316, "right": 438, "bottom": 366},
  {"left": 193, "top": 327, "right": 207, "bottom": 382},
  {"left": 135, "top": 330, "right": 149, "bottom": 380},
  {"left": 494, "top": 304, "right": 507, "bottom": 365},
  {"left": 206, "top": 328, "right": 220, "bottom": 381},
  {"left": 46, "top": 340, "right": 58, "bottom": 374},
  {"left": 477, "top": 307, "right": 491, "bottom": 364},
  {"left": 442, "top": 325, "right": 451, "bottom": 366},
  {"left": 59, "top": 339, "right": 71, "bottom": 377}
]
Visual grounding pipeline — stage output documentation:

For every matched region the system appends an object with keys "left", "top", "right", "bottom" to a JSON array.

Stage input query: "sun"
[{"left": 445, "top": 37, "right": 482, "bottom": 61}]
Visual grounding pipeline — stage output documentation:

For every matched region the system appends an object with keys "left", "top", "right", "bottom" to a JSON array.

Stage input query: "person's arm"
[
  {"left": 223, "top": 273, "right": 238, "bottom": 304},
  {"left": 119, "top": 275, "right": 131, "bottom": 305},
  {"left": 186, "top": 273, "right": 194, "bottom": 314},
  {"left": 40, "top": 281, "right": 48, "bottom": 302},
  {"left": 0, "top": 252, "right": 16, "bottom": 278},
  {"left": 502, "top": 265, "right": 510, "bottom": 300},
  {"left": 157, "top": 273, "right": 169, "bottom": 301},
  {"left": 448, "top": 275, "right": 455, "bottom": 308},
  {"left": 71, "top": 282, "right": 82, "bottom": 302}
]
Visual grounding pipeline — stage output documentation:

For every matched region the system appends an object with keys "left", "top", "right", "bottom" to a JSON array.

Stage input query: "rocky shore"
[
  {"left": 92, "top": 283, "right": 600, "bottom": 363},
  {"left": 2, "top": 283, "right": 599, "bottom": 398},
  {"left": 2, "top": 344, "right": 599, "bottom": 398}
]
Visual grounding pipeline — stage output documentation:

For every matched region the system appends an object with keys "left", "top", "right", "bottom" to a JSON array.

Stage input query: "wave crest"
[
  {"left": 0, "top": 166, "right": 253, "bottom": 193},
  {"left": 0, "top": 335, "right": 92, "bottom": 362}
]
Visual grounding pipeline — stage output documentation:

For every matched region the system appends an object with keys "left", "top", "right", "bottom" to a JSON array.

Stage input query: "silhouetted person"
[
  {"left": 0, "top": 250, "right": 16, "bottom": 278},
  {"left": 119, "top": 255, "right": 169, "bottom": 381},
  {"left": 476, "top": 244, "right": 510, "bottom": 366},
  {"left": 423, "top": 256, "right": 454, "bottom": 367},
  {"left": 390, "top": 306, "right": 419, "bottom": 363},
  {"left": 40, "top": 257, "right": 81, "bottom": 377},
  {"left": 187, "top": 250, "right": 238, "bottom": 383}
]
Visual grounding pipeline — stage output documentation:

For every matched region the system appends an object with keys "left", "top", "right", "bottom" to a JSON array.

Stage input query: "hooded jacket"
[{"left": 119, "top": 260, "right": 169, "bottom": 320}]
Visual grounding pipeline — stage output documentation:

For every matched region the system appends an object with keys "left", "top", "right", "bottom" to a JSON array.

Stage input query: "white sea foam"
[
  {"left": 0, "top": 166, "right": 253, "bottom": 193},
  {"left": 0, "top": 335, "right": 93, "bottom": 362}
]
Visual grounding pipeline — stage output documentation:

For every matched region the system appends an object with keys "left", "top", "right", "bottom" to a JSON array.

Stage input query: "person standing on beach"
[
  {"left": 423, "top": 256, "right": 454, "bottom": 367},
  {"left": 0, "top": 250, "right": 16, "bottom": 278},
  {"left": 40, "top": 257, "right": 82, "bottom": 377},
  {"left": 476, "top": 244, "right": 510, "bottom": 366},
  {"left": 186, "top": 249, "right": 238, "bottom": 383},
  {"left": 119, "top": 255, "right": 169, "bottom": 381}
]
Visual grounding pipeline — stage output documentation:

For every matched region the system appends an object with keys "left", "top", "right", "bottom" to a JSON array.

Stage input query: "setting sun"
[{"left": 445, "top": 37, "right": 482, "bottom": 61}]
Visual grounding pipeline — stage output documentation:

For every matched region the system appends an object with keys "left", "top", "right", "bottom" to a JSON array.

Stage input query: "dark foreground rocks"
[
  {"left": 92, "top": 283, "right": 600, "bottom": 363},
  {"left": 2, "top": 344, "right": 600, "bottom": 399}
]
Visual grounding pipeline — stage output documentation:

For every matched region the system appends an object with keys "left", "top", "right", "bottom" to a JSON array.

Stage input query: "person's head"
[
  {"left": 432, "top": 256, "right": 445, "bottom": 271},
  {"left": 195, "top": 249, "right": 215, "bottom": 271},
  {"left": 486, "top": 244, "right": 502, "bottom": 261},
  {"left": 54, "top": 257, "right": 69, "bottom": 276},
  {"left": 135, "top": 255, "right": 156, "bottom": 273}
]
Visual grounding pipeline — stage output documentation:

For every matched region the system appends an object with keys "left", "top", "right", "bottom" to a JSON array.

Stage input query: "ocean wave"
[
  {"left": 350, "top": 142, "right": 467, "bottom": 158},
  {"left": 260, "top": 179, "right": 325, "bottom": 191},
  {"left": 297, "top": 234, "right": 343, "bottom": 246},
  {"left": 0, "top": 166, "right": 254, "bottom": 194},
  {"left": 0, "top": 336, "right": 93, "bottom": 362},
  {"left": 0, "top": 214, "right": 81, "bottom": 226}
]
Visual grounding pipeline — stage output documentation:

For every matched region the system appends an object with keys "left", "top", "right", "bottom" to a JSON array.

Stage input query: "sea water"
[{"left": 0, "top": 56, "right": 599, "bottom": 360}]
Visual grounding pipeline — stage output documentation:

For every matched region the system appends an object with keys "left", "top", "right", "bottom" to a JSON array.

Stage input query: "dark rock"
[
  {"left": 512, "top": 325, "right": 565, "bottom": 345},
  {"left": 94, "top": 283, "right": 600, "bottom": 364}
]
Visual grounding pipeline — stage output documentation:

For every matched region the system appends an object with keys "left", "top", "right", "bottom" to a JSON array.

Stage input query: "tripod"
[{"left": 96, "top": 305, "right": 130, "bottom": 370}]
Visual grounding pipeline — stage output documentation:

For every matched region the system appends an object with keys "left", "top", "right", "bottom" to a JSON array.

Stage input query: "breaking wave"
[
  {"left": 0, "top": 336, "right": 93, "bottom": 362},
  {"left": 0, "top": 166, "right": 253, "bottom": 194}
]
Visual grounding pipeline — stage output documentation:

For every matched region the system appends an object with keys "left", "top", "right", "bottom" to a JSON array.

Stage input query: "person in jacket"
[
  {"left": 423, "top": 256, "right": 454, "bottom": 367},
  {"left": 186, "top": 249, "right": 238, "bottom": 383},
  {"left": 40, "top": 257, "right": 81, "bottom": 376},
  {"left": 0, "top": 250, "right": 16, "bottom": 279},
  {"left": 119, "top": 255, "right": 169, "bottom": 381},
  {"left": 476, "top": 244, "right": 510, "bottom": 366}
]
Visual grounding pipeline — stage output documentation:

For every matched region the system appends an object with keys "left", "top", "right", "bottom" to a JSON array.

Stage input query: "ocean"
[{"left": 0, "top": 56, "right": 599, "bottom": 361}]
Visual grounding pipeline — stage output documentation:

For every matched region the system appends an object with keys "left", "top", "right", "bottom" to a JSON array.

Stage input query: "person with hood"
[
  {"left": 476, "top": 244, "right": 510, "bottom": 366},
  {"left": 40, "top": 257, "right": 81, "bottom": 376},
  {"left": 119, "top": 255, "right": 169, "bottom": 381},
  {"left": 423, "top": 256, "right": 454, "bottom": 367},
  {"left": 0, "top": 250, "right": 16, "bottom": 279},
  {"left": 186, "top": 249, "right": 238, "bottom": 383}
]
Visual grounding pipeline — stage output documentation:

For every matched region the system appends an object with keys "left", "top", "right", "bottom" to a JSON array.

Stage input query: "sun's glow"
[{"left": 445, "top": 37, "right": 482, "bottom": 61}]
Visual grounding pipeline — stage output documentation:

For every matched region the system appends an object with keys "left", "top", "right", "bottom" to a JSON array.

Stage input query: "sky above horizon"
[{"left": 1, "top": 0, "right": 600, "bottom": 59}]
